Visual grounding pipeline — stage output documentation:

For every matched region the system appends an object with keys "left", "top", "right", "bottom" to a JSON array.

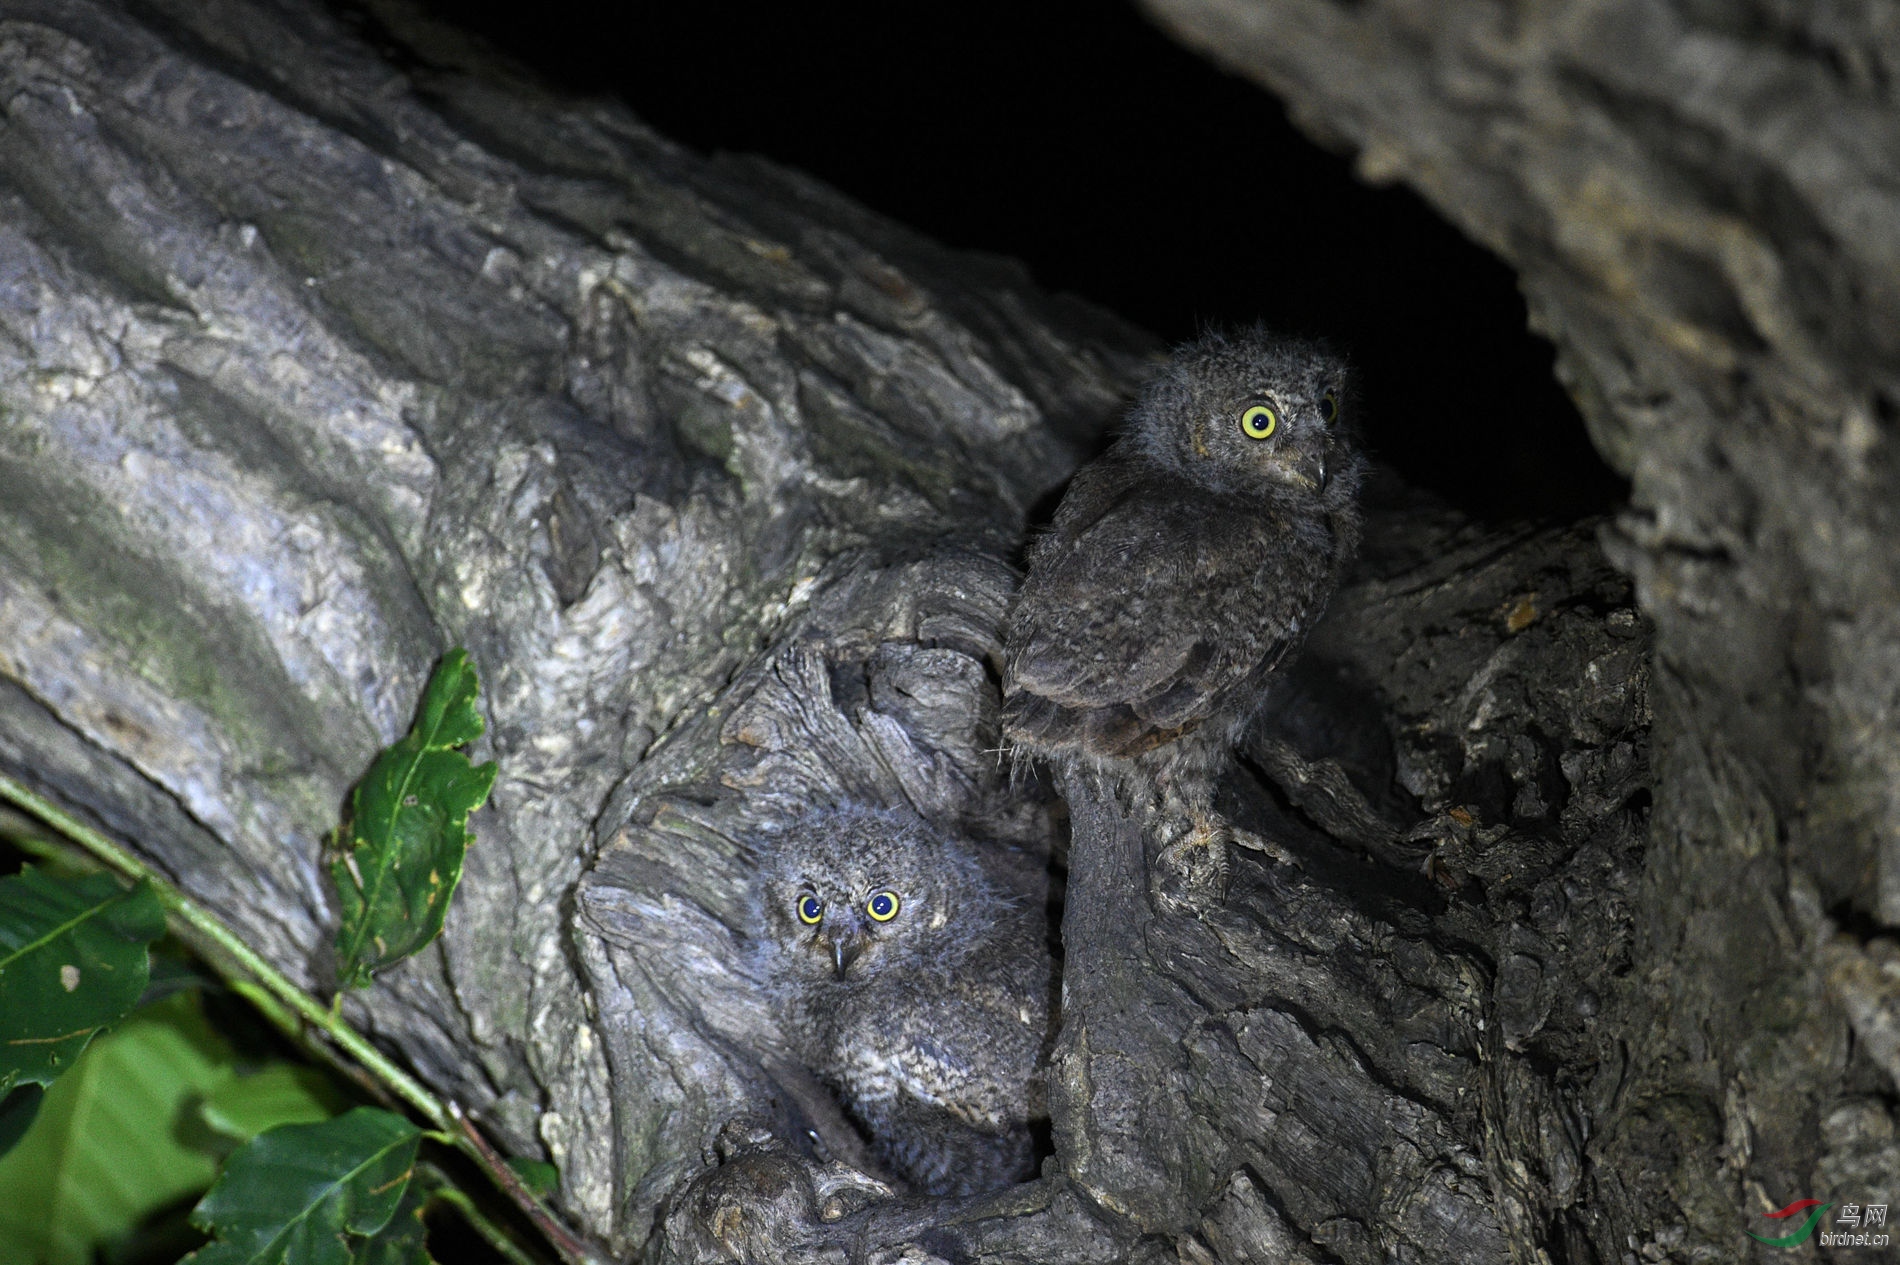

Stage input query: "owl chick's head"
[
  {"left": 1128, "top": 326, "right": 1361, "bottom": 500},
  {"left": 749, "top": 805, "right": 993, "bottom": 985}
]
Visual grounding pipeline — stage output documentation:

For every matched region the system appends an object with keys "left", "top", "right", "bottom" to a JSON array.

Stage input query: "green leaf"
[
  {"left": 0, "top": 991, "right": 235, "bottom": 1265},
  {"left": 186, "top": 1106, "right": 422, "bottom": 1265},
  {"left": 0, "top": 868, "right": 165, "bottom": 1094},
  {"left": 353, "top": 1182, "right": 435, "bottom": 1265},
  {"left": 331, "top": 650, "right": 497, "bottom": 990},
  {"left": 199, "top": 1064, "right": 344, "bottom": 1144},
  {"left": 506, "top": 1155, "right": 559, "bottom": 1200}
]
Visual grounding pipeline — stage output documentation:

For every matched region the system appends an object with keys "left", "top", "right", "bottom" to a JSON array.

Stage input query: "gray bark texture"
[
  {"left": 1134, "top": 0, "right": 1900, "bottom": 1261},
  {"left": 0, "top": 0, "right": 1869, "bottom": 1263}
]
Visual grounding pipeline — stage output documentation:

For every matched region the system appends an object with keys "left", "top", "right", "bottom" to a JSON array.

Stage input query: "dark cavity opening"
[{"left": 402, "top": 0, "right": 1629, "bottom": 524}]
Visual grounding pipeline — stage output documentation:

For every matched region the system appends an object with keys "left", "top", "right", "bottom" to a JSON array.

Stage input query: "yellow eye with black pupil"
[
  {"left": 796, "top": 895, "right": 823, "bottom": 925},
  {"left": 866, "top": 891, "right": 899, "bottom": 922},
  {"left": 1321, "top": 392, "right": 1339, "bottom": 423},
  {"left": 1240, "top": 404, "right": 1277, "bottom": 439}
]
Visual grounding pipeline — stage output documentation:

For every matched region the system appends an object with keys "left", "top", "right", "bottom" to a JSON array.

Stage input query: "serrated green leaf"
[
  {"left": 0, "top": 868, "right": 165, "bottom": 1094},
  {"left": 0, "top": 991, "right": 235, "bottom": 1265},
  {"left": 198, "top": 1064, "right": 344, "bottom": 1144},
  {"left": 331, "top": 650, "right": 497, "bottom": 990},
  {"left": 186, "top": 1106, "right": 422, "bottom": 1265}
]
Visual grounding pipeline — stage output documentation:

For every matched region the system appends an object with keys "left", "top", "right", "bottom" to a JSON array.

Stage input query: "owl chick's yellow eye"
[
  {"left": 1240, "top": 404, "right": 1277, "bottom": 440},
  {"left": 1320, "top": 391, "right": 1339, "bottom": 423},
  {"left": 796, "top": 894, "right": 824, "bottom": 925},
  {"left": 866, "top": 890, "right": 900, "bottom": 922}
]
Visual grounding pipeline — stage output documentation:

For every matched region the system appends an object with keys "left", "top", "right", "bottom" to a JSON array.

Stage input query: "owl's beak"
[
  {"left": 831, "top": 934, "right": 866, "bottom": 979},
  {"left": 1294, "top": 450, "right": 1329, "bottom": 492},
  {"left": 1269, "top": 438, "right": 1330, "bottom": 486}
]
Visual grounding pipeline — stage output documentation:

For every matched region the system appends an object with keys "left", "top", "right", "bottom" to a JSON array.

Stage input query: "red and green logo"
[{"left": 1747, "top": 1199, "right": 1833, "bottom": 1247}]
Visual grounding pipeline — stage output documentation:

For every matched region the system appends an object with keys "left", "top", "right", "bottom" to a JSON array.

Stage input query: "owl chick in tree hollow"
[
  {"left": 1002, "top": 327, "right": 1365, "bottom": 830},
  {"left": 748, "top": 805, "right": 1052, "bottom": 1197}
]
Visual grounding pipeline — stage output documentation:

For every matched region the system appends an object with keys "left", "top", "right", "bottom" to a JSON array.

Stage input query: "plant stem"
[
  {"left": 0, "top": 772, "right": 606, "bottom": 1265},
  {"left": 423, "top": 1168, "right": 543, "bottom": 1265},
  {"left": 0, "top": 774, "right": 448, "bottom": 1128},
  {"left": 450, "top": 1102, "right": 599, "bottom": 1264}
]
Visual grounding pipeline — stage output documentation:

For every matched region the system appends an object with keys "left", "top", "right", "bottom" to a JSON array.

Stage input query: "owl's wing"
[
  {"left": 879, "top": 984, "right": 1043, "bottom": 1130},
  {"left": 1003, "top": 463, "right": 1320, "bottom": 759}
]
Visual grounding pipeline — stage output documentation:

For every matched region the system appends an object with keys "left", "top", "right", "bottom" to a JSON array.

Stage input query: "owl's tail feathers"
[{"left": 1002, "top": 689, "right": 1198, "bottom": 763}]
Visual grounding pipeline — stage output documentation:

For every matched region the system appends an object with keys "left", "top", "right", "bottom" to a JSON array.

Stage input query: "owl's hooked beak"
[
  {"left": 830, "top": 933, "right": 866, "bottom": 979},
  {"left": 1293, "top": 449, "right": 1329, "bottom": 492}
]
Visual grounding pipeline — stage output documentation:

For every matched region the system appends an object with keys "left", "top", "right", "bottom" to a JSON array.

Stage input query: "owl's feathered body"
[
  {"left": 1002, "top": 327, "right": 1365, "bottom": 794},
  {"left": 749, "top": 806, "right": 1052, "bottom": 1197}
]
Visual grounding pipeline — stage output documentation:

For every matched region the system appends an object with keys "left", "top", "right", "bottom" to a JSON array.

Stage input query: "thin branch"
[{"left": 0, "top": 771, "right": 608, "bottom": 1265}]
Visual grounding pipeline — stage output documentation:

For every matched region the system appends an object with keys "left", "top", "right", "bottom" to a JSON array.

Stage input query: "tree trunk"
[
  {"left": 0, "top": 1, "right": 1868, "bottom": 1263},
  {"left": 1136, "top": 0, "right": 1900, "bottom": 1260}
]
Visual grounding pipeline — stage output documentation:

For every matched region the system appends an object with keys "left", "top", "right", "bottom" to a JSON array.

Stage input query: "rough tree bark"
[
  {"left": 0, "top": 1, "right": 1858, "bottom": 1263},
  {"left": 0, "top": 0, "right": 1144, "bottom": 1246},
  {"left": 1136, "top": 0, "right": 1900, "bottom": 1261}
]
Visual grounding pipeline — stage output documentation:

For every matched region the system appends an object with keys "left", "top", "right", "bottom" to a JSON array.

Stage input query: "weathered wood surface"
[
  {"left": 0, "top": 0, "right": 1720, "bottom": 1261},
  {"left": 1140, "top": 0, "right": 1900, "bottom": 1259},
  {"left": 611, "top": 481, "right": 1650, "bottom": 1264},
  {"left": 0, "top": 0, "right": 1142, "bottom": 1246}
]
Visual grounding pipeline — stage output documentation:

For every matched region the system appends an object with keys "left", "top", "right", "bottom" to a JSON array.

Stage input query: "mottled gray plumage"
[
  {"left": 1002, "top": 327, "right": 1365, "bottom": 797},
  {"left": 748, "top": 806, "right": 1052, "bottom": 1196}
]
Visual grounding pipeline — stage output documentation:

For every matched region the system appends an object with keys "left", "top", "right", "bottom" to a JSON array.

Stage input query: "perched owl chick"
[
  {"left": 1002, "top": 327, "right": 1365, "bottom": 808},
  {"left": 748, "top": 805, "right": 1052, "bottom": 1197}
]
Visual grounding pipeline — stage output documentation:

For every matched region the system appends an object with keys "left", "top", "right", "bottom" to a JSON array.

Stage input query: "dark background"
[{"left": 404, "top": 0, "right": 1625, "bottom": 522}]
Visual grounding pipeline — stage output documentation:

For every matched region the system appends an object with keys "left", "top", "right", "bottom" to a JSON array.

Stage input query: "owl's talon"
[
  {"left": 1223, "top": 822, "right": 1300, "bottom": 868},
  {"left": 812, "top": 1162, "right": 893, "bottom": 1221},
  {"left": 1153, "top": 812, "right": 1232, "bottom": 907}
]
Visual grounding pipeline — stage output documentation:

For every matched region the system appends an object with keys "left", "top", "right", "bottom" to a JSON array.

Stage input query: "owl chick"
[
  {"left": 748, "top": 805, "right": 1052, "bottom": 1197},
  {"left": 1002, "top": 327, "right": 1365, "bottom": 818}
]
